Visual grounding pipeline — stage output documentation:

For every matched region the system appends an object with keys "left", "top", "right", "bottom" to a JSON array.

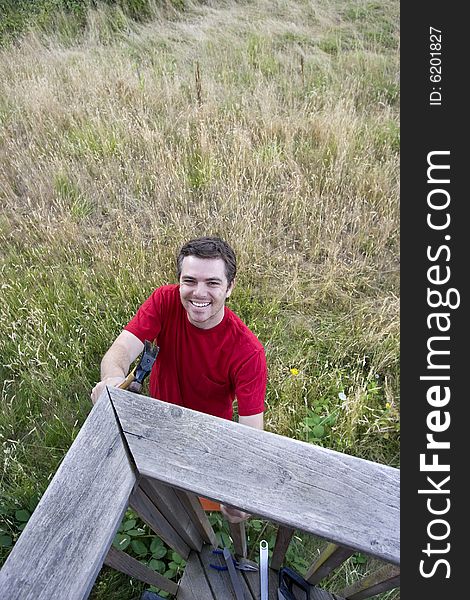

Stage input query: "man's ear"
[{"left": 226, "top": 278, "right": 236, "bottom": 298}]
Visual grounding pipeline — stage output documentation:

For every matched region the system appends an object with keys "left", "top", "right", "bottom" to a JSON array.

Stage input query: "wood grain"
[
  {"left": 139, "top": 477, "right": 204, "bottom": 551},
  {"left": 175, "top": 490, "right": 219, "bottom": 548},
  {"left": 104, "top": 546, "right": 178, "bottom": 594},
  {"left": 110, "top": 389, "right": 400, "bottom": 565},
  {"left": 0, "top": 393, "right": 136, "bottom": 600},
  {"left": 176, "top": 550, "right": 215, "bottom": 600},
  {"left": 270, "top": 526, "right": 295, "bottom": 571},
  {"left": 339, "top": 564, "right": 400, "bottom": 599},
  {"left": 228, "top": 521, "right": 247, "bottom": 558},
  {"left": 130, "top": 484, "right": 190, "bottom": 559},
  {"left": 305, "top": 543, "right": 355, "bottom": 584},
  {"left": 199, "top": 544, "right": 254, "bottom": 599}
]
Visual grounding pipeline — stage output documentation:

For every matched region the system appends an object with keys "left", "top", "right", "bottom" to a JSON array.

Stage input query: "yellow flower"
[
  {"left": 290, "top": 368, "right": 299, "bottom": 376},
  {"left": 385, "top": 402, "right": 391, "bottom": 409}
]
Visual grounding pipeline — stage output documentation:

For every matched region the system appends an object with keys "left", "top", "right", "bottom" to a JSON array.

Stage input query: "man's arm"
[
  {"left": 90, "top": 330, "right": 144, "bottom": 404},
  {"left": 239, "top": 412, "right": 263, "bottom": 430}
]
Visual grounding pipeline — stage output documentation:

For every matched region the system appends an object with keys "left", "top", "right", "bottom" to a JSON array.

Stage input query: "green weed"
[{"left": 0, "top": 0, "right": 399, "bottom": 597}]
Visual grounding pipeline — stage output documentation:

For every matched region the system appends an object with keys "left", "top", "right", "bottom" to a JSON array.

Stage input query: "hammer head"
[{"left": 131, "top": 339, "right": 159, "bottom": 391}]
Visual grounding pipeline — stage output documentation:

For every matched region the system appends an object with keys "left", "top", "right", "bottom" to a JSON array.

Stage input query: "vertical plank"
[
  {"left": 130, "top": 484, "right": 191, "bottom": 559},
  {"left": 305, "top": 543, "right": 355, "bottom": 584},
  {"left": 104, "top": 546, "right": 178, "bottom": 595},
  {"left": 339, "top": 564, "right": 400, "bottom": 599},
  {"left": 0, "top": 393, "right": 136, "bottom": 600},
  {"left": 175, "top": 490, "right": 218, "bottom": 548},
  {"left": 139, "top": 477, "right": 204, "bottom": 551},
  {"left": 228, "top": 521, "right": 247, "bottom": 558},
  {"left": 270, "top": 526, "right": 295, "bottom": 571}
]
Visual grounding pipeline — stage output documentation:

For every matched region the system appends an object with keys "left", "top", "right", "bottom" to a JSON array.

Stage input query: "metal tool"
[
  {"left": 277, "top": 566, "right": 310, "bottom": 600},
  {"left": 260, "top": 539, "right": 269, "bottom": 600},
  {"left": 209, "top": 549, "right": 258, "bottom": 572},
  {"left": 223, "top": 546, "right": 247, "bottom": 600},
  {"left": 118, "top": 339, "right": 159, "bottom": 393}
]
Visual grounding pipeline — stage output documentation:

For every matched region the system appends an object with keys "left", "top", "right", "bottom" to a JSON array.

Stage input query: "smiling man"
[{"left": 91, "top": 237, "right": 267, "bottom": 520}]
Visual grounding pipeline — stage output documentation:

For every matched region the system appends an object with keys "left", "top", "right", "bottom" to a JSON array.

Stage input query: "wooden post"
[
  {"left": 104, "top": 547, "right": 178, "bottom": 595},
  {"left": 228, "top": 521, "right": 247, "bottom": 558},
  {"left": 305, "top": 543, "right": 355, "bottom": 584},
  {"left": 339, "top": 564, "right": 400, "bottom": 600},
  {"left": 270, "top": 526, "right": 295, "bottom": 571}
]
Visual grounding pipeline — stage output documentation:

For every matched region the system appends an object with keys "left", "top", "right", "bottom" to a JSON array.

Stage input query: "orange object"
[{"left": 199, "top": 497, "right": 221, "bottom": 511}]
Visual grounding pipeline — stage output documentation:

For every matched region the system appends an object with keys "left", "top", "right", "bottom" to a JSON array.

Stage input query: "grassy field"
[{"left": 0, "top": 0, "right": 399, "bottom": 597}]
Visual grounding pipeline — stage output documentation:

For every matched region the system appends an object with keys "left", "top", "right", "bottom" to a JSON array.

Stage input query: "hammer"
[{"left": 118, "top": 339, "right": 159, "bottom": 394}]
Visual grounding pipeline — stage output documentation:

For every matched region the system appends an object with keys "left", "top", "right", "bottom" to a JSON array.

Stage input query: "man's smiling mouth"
[{"left": 190, "top": 300, "right": 211, "bottom": 308}]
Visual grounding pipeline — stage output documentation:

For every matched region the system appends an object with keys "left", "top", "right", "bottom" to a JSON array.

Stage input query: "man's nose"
[{"left": 193, "top": 282, "right": 208, "bottom": 296}]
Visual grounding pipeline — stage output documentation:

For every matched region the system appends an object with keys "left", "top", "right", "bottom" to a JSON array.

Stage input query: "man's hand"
[
  {"left": 90, "top": 331, "right": 144, "bottom": 405},
  {"left": 90, "top": 377, "right": 124, "bottom": 405},
  {"left": 220, "top": 504, "right": 250, "bottom": 524}
]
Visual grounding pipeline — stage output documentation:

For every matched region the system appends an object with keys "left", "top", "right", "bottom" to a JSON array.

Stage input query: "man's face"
[{"left": 179, "top": 256, "right": 234, "bottom": 329}]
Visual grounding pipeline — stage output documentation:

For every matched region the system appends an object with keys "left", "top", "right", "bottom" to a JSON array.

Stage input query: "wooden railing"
[{"left": 0, "top": 388, "right": 400, "bottom": 599}]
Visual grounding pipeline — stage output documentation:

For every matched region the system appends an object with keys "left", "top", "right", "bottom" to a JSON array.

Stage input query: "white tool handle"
[{"left": 260, "top": 539, "right": 269, "bottom": 600}]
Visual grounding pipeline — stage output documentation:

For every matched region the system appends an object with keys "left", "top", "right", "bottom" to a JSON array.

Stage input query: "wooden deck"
[
  {"left": 177, "top": 544, "right": 344, "bottom": 600},
  {"left": 0, "top": 388, "right": 400, "bottom": 600}
]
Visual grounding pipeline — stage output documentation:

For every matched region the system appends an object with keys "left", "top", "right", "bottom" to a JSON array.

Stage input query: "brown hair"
[{"left": 176, "top": 237, "right": 237, "bottom": 285}]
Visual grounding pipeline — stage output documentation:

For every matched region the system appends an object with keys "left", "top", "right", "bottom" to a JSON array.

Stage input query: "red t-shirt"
[{"left": 124, "top": 285, "right": 266, "bottom": 420}]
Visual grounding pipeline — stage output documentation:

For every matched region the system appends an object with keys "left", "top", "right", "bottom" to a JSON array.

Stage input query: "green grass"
[{"left": 0, "top": 0, "right": 399, "bottom": 597}]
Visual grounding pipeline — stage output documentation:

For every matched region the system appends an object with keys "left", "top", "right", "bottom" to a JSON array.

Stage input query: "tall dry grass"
[{"left": 1, "top": 1, "right": 399, "bottom": 596}]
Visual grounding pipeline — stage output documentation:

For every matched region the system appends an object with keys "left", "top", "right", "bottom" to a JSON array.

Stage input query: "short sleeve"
[
  {"left": 233, "top": 348, "right": 267, "bottom": 416},
  {"left": 124, "top": 288, "right": 163, "bottom": 343}
]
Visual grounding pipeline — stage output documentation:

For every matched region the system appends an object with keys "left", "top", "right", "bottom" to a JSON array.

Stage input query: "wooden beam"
[
  {"left": 0, "top": 394, "right": 136, "bottom": 600},
  {"left": 110, "top": 389, "right": 400, "bottom": 565},
  {"left": 104, "top": 546, "right": 178, "bottom": 595},
  {"left": 228, "top": 521, "right": 247, "bottom": 558},
  {"left": 339, "top": 564, "right": 400, "bottom": 599},
  {"left": 270, "top": 526, "right": 295, "bottom": 571},
  {"left": 175, "top": 490, "right": 218, "bottom": 548},
  {"left": 305, "top": 543, "right": 355, "bottom": 584},
  {"left": 139, "top": 477, "right": 204, "bottom": 551},
  {"left": 130, "top": 484, "right": 191, "bottom": 559}
]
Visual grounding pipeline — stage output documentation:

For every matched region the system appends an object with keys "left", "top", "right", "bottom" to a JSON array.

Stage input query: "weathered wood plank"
[
  {"left": 309, "top": 588, "right": 344, "bottom": 600},
  {"left": 270, "top": 526, "right": 295, "bottom": 571},
  {"left": 130, "top": 484, "right": 191, "bottom": 559},
  {"left": 110, "top": 389, "right": 400, "bottom": 565},
  {"left": 104, "top": 546, "right": 178, "bottom": 594},
  {"left": 243, "top": 564, "right": 279, "bottom": 600},
  {"left": 199, "top": 544, "right": 254, "bottom": 599},
  {"left": 0, "top": 393, "right": 136, "bottom": 600},
  {"left": 176, "top": 550, "right": 215, "bottom": 600},
  {"left": 139, "top": 477, "right": 204, "bottom": 551},
  {"left": 174, "top": 490, "right": 218, "bottom": 548},
  {"left": 339, "top": 564, "right": 400, "bottom": 600},
  {"left": 228, "top": 521, "right": 247, "bottom": 558},
  {"left": 305, "top": 543, "right": 355, "bottom": 584}
]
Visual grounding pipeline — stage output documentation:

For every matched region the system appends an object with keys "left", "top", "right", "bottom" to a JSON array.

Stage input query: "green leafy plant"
[{"left": 111, "top": 509, "right": 187, "bottom": 597}]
